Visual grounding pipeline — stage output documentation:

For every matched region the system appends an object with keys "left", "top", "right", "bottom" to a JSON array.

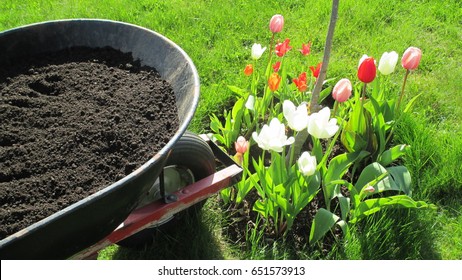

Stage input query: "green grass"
[{"left": 1, "top": 0, "right": 461, "bottom": 259}]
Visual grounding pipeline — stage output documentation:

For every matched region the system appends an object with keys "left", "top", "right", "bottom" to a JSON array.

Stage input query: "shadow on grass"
[
  {"left": 108, "top": 206, "right": 226, "bottom": 260},
  {"left": 354, "top": 208, "right": 441, "bottom": 260}
]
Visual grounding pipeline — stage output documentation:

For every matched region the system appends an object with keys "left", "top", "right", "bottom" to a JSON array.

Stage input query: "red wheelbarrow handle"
[{"left": 71, "top": 136, "right": 242, "bottom": 259}]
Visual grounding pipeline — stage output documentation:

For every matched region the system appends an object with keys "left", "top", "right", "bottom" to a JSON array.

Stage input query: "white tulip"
[
  {"left": 378, "top": 51, "right": 399, "bottom": 75},
  {"left": 307, "top": 107, "right": 339, "bottom": 139},
  {"left": 283, "top": 100, "right": 309, "bottom": 131},
  {"left": 358, "top": 54, "right": 369, "bottom": 68},
  {"left": 245, "top": 95, "right": 255, "bottom": 111},
  {"left": 297, "top": 151, "right": 317, "bottom": 176},
  {"left": 252, "top": 118, "right": 295, "bottom": 152},
  {"left": 251, "top": 43, "right": 266, "bottom": 60}
]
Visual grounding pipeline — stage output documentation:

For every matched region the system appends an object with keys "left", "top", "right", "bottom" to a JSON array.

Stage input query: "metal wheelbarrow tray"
[{"left": 0, "top": 20, "right": 241, "bottom": 259}]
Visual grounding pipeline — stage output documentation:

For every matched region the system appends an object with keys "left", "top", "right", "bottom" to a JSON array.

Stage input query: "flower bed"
[{"left": 209, "top": 11, "right": 434, "bottom": 251}]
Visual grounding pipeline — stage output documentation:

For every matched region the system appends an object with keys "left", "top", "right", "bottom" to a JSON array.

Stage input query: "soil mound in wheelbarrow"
[{"left": 0, "top": 46, "right": 179, "bottom": 240}]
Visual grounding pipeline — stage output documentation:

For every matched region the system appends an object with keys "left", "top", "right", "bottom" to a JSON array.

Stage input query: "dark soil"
[{"left": 0, "top": 47, "right": 179, "bottom": 240}]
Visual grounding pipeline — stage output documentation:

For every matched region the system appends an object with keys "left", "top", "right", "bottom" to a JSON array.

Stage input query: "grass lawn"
[{"left": 1, "top": 0, "right": 461, "bottom": 259}]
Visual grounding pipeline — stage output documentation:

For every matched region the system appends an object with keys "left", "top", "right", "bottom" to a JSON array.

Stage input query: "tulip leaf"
[
  {"left": 312, "top": 136, "right": 323, "bottom": 163},
  {"left": 340, "top": 100, "right": 371, "bottom": 153},
  {"left": 338, "top": 195, "right": 350, "bottom": 221},
  {"left": 404, "top": 92, "right": 423, "bottom": 113},
  {"left": 253, "top": 200, "right": 268, "bottom": 219},
  {"left": 227, "top": 85, "right": 248, "bottom": 98},
  {"left": 336, "top": 219, "right": 350, "bottom": 239},
  {"left": 318, "top": 82, "right": 334, "bottom": 103},
  {"left": 378, "top": 144, "right": 409, "bottom": 166},
  {"left": 350, "top": 195, "right": 436, "bottom": 224},
  {"left": 324, "top": 150, "right": 368, "bottom": 185},
  {"left": 353, "top": 162, "right": 388, "bottom": 195},
  {"left": 309, "top": 208, "right": 339, "bottom": 244},
  {"left": 386, "top": 165, "right": 412, "bottom": 196}
]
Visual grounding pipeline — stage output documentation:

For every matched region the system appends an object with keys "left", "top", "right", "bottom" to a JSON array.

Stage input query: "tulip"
[
  {"left": 275, "top": 38, "right": 292, "bottom": 57},
  {"left": 283, "top": 100, "right": 309, "bottom": 132},
  {"left": 378, "top": 51, "right": 399, "bottom": 75},
  {"left": 307, "top": 107, "right": 339, "bottom": 139},
  {"left": 401, "top": 47, "right": 422, "bottom": 70},
  {"left": 309, "top": 62, "right": 322, "bottom": 78},
  {"left": 297, "top": 151, "right": 317, "bottom": 177},
  {"left": 269, "top": 14, "right": 284, "bottom": 33},
  {"left": 363, "top": 185, "right": 375, "bottom": 193},
  {"left": 235, "top": 136, "right": 249, "bottom": 154},
  {"left": 244, "top": 64, "right": 253, "bottom": 76},
  {"left": 251, "top": 43, "right": 266, "bottom": 60},
  {"left": 268, "top": 72, "right": 281, "bottom": 91},
  {"left": 272, "top": 61, "right": 281, "bottom": 72},
  {"left": 293, "top": 72, "right": 308, "bottom": 92},
  {"left": 397, "top": 47, "right": 422, "bottom": 110},
  {"left": 252, "top": 118, "right": 295, "bottom": 153},
  {"left": 357, "top": 56, "right": 376, "bottom": 83},
  {"left": 332, "top": 78, "right": 352, "bottom": 103},
  {"left": 358, "top": 54, "right": 369, "bottom": 68},
  {"left": 245, "top": 95, "right": 255, "bottom": 111},
  {"left": 299, "top": 42, "right": 311, "bottom": 56}
]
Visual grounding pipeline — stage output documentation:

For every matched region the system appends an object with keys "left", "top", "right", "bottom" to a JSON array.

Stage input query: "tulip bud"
[
  {"left": 378, "top": 51, "right": 399, "bottom": 75},
  {"left": 332, "top": 78, "right": 352, "bottom": 103},
  {"left": 363, "top": 185, "right": 375, "bottom": 193},
  {"left": 235, "top": 136, "right": 249, "bottom": 154},
  {"left": 401, "top": 47, "right": 422, "bottom": 70},
  {"left": 357, "top": 56, "right": 376, "bottom": 83},
  {"left": 269, "top": 14, "right": 284, "bottom": 33},
  {"left": 243, "top": 64, "right": 253, "bottom": 76}
]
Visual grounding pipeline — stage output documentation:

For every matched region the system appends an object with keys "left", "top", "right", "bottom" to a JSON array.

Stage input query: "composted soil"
[{"left": 0, "top": 47, "right": 179, "bottom": 239}]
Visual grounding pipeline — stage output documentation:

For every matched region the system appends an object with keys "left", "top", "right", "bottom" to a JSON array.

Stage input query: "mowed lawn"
[{"left": 1, "top": 0, "right": 461, "bottom": 259}]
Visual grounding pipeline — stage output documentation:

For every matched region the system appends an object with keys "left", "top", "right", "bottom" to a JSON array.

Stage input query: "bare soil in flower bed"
[{"left": 0, "top": 47, "right": 179, "bottom": 240}]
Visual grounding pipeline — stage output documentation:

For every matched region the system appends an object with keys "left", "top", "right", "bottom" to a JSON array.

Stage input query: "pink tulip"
[
  {"left": 401, "top": 47, "right": 422, "bottom": 70},
  {"left": 364, "top": 185, "right": 375, "bottom": 193},
  {"left": 234, "top": 136, "right": 249, "bottom": 154},
  {"left": 269, "top": 14, "right": 284, "bottom": 33},
  {"left": 332, "top": 78, "right": 352, "bottom": 102}
]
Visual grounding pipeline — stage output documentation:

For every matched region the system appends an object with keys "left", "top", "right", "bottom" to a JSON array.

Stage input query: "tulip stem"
[
  {"left": 268, "top": 33, "right": 275, "bottom": 62},
  {"left": 397, "top": 69, "right": 410, "bottom": 110},
  {"left": 332, "top": 101, "right": 339, "bottom": 118}
]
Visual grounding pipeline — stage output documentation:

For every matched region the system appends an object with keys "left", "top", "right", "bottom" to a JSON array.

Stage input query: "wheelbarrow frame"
[{"left": 71, "top": 135, "right": 242, "bottom": 259}]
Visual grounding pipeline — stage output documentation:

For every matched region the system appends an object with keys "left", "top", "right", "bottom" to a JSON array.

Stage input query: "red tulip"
[
  {"left": 401, "top": 47, "right": 422, "bottom": 70},
  {"left": 293, "top": 72, "right": 308, "bottom": 92},
  {"left": 275, "top": 39, "right": 292, "bottom": 57},
  {"left": 299, "top": 42, "right": 311, "bottom": 56},
  {"left": 268, "top": 72, "right": 281, "bottom": 91},
  {"left": 309, "top": 62, "right": 322, "bottom": 78},
  {"left": 332, "top": 78, "right": 352, "bottom": 102},
  {"left": 244, "top": 64, "right": 253, "bottom": 76},
  {"left": 272, "top": 61, "right": 281, "bottom": 72},
  {"left": 269, "top": 14, "right": 284, "bottom": 33},
  {"left": 357, "top": 57, "right": 376, "bottom": 83}
]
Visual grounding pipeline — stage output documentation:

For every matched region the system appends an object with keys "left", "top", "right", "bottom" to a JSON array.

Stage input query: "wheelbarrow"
[{"left": 0, "top": 20, "right": 241, "bottom": 259}]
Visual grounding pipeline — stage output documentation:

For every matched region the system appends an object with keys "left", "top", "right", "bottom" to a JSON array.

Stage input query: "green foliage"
[
  {"left": 3, "top": 0, "right": 461, "bottom": 260},
  {"left": 250, "top": 152, "right": 321, "bottom": 235}
]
